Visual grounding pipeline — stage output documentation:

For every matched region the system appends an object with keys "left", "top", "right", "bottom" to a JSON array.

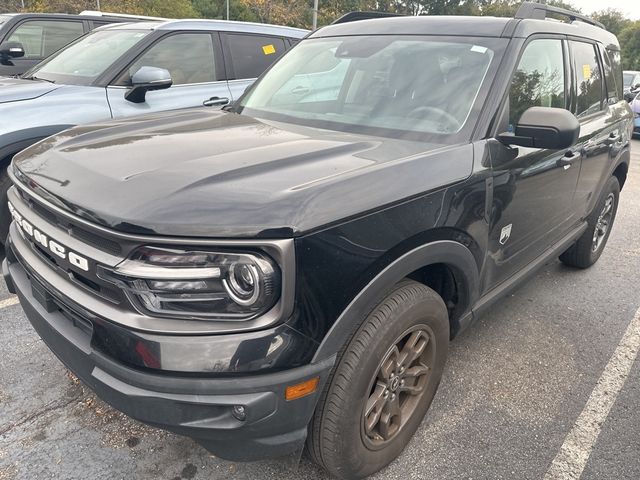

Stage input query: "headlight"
[{"left": 98, "top": 246, "right": 280, "bottom": 320}]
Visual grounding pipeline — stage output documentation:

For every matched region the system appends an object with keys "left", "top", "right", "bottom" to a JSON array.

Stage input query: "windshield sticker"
[
  {"left": 470, "top": 45, "right": 488, "bottom": 54},
  {"left": 262, "top": 44, "right": 276, "bottom": 55},
  {"left": 583, "top": 64, "right": 592, "bottom": 80}
]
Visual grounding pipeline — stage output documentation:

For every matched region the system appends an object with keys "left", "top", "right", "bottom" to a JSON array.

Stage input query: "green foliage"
[
  {"left": 592, "top": 8, "right": 632, "bottom": 36},
  {"left": 619, "top": 21, "right": 640, "bottom": 70}
]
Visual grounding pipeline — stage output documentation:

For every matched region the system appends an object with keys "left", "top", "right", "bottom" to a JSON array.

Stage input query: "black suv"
[
  {"left": 2, "top": 3, "right": 633, "bottom": 479},
  {"left": 0, "top": 12, "right": 156, "bottom": 76}
]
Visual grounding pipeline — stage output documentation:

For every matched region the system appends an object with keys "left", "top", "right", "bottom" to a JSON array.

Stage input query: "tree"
[
  {"left": 22, "top": 0, "right": 198, "bottom": 17},
  {"left": 592, "top": 8, "right": 631, "bottom": 36},
  {"left": 191, "top": 0, "right": 258, "bottom": 20},
  {"left": 619, "top": 21, "right": 640, "bottom": 71}
]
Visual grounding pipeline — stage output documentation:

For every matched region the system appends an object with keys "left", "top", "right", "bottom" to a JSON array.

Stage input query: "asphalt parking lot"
[{"left": 1, "top": 140, "right": 639, "bottom": 480}]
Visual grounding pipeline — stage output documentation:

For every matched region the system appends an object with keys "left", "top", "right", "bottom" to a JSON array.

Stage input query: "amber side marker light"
[{"left": 285, "top": 377, "right": 319, "bottom": 401}]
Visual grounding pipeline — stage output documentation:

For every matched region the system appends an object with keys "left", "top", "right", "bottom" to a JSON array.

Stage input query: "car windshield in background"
[
  {"left": 24, "top": 29, "right": 150, "bottom": 85},
  {"left": 238, "top": 35, "right": 503, "bottom": 142},
  {"left": 624, "top": 73, "right": 636, "bottom": 87}
]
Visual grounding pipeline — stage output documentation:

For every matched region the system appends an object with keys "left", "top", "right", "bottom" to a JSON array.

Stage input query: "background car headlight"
[{"left": 98, "top": 246, "right": 280, "bottom": 320}]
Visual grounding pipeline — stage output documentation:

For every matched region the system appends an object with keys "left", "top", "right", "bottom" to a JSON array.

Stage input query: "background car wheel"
[
  {"left": 0, "top": 165, "right": 13, "bottom": 246},
  {"left": 560, "top": 175, "right": 620, "bottom": 269},
  {"left": 306, "top": 280, "right": 449, "bottom": 480}
]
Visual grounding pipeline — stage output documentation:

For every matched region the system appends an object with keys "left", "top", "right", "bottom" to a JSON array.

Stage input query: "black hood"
[{"left": 13, "top": 108, "right": 474, "bottom": 238}]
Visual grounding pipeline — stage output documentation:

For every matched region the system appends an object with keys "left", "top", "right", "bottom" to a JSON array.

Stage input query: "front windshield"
[
  {"left": 0, "top": 15, "right": 11, "bottom": 26},
  {"left": 238, "top": 35, "right": 503, "bottom": 141},
  {"left": 24, "top": 29, "right": 150, "bottom": 85}
]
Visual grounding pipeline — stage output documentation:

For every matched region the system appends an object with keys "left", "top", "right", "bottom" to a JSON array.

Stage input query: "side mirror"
[
  {"left": 0, "top": 42, "right": 25, "bottom": 62},
  {"left": 497, "top": 107, "right": 580, "bottom": 150},
  {"left": 125, "top": 66, "right": 172, "bottom": 104}
]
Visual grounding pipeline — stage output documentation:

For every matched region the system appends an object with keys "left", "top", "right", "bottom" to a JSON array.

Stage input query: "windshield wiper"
[{"left": 22, "top": 75, "right": 55, "bottom": 84}]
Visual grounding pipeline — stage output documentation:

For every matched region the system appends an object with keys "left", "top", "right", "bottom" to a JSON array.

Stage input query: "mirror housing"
[
  {"left": 125, "top": 66, "right": 172, "bottom": 103},
  {"left": 497, "top": 107, "right": 580, "bottom": 150},
  {"left": 0, "top": 42, "right": 25, "bottom": 63}
]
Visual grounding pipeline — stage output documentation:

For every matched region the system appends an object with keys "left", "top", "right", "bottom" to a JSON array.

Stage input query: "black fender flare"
[
  {"left": 311, "top": 240, "right": 480, "bottom": 363},
  {"left": 0, "top": 125, "right": 75, "bottom": 163}
]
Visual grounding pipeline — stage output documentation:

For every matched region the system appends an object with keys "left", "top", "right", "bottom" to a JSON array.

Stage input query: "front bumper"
[{"left": 3, "top": 244, "right": 335, "bottom": 461}]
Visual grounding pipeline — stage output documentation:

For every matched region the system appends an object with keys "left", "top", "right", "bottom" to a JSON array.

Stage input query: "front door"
[
  {"left": 106, "top": 32, "right": 232, "bottom": 118},
  {"left": 484, "top": 37, "right": 581, "bottom": 291}
]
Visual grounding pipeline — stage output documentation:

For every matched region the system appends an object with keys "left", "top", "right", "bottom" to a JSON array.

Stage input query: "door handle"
[
  {"left": 557, "top": 150, "right": 581, "bottom": 170},
  {"left": 605, "top": 132, "right": 622, "bottom": 145},
  {"left": 203, "top": 96, "right": 230, "bottom": 107}
]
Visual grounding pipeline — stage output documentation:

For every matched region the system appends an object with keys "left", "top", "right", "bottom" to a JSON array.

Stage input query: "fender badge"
[{"left": 500, "top": 224, "right": 512, "bottom": 245}]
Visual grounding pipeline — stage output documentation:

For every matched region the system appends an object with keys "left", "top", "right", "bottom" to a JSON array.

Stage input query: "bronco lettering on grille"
[{"left": 8, "top": 201, "right": 89, "bottom": 272}]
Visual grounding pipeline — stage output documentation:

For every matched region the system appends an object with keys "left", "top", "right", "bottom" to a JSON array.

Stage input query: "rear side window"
[
  {"left": 601, "top": 47, "right": 621, "bottom": 104},
  {"left": 509, "top": 39, "right": 566, "bottom": 128},
  {"left": 7, "top": 20, "right": 84, "bottom": 59},
  {"left": 570, "top": 41, "right": 604, "bottom": 118},
  {"left": 605, "top": 48, "right": 623, "bottom": 100},
  {"left": 225, "top": 34, "right": 286, "bottom": 79}
]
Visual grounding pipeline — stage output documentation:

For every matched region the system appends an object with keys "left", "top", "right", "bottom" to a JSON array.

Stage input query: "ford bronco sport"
[{"left": 2, "top": 3, "right": 633, "bottom": 479}]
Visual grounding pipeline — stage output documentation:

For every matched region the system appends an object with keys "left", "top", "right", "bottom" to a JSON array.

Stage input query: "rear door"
[
  {"left": 106, "top": 31, "right": 232, "bottom": 118},
  {"left": 569, "top": 40, "right": 619, "bottom": 220},
  {"left": 220, "top": 33, "right": 288, "bottom": 100},
  {"left": 0, "top": 18, "right": 86, "bottom": 76}
]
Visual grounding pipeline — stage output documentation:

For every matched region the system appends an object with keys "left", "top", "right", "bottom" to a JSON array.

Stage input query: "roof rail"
[
  {"left": 515, "top": 2, "right": 604, "bottom": 29},
  {"left": 331, "top": 11, "right": 403, "bottom": 25},
  {"left": 79, "top": 10, "right": 167, "bottom": 21}
]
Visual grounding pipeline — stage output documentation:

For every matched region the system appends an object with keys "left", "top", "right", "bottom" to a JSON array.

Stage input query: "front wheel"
[
  {"left": 306, "top": 281, "right": 449, "bottom": 479},
  {"left": 560, "top": 175, "right": 620, "bottom": 269}
]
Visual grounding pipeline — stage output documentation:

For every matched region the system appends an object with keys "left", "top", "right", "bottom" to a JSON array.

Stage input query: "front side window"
[
  {"left": 226, "top": 34, "right": 287, "bottom": 79},
  {"left": 7, "top": 20, "right": 84, "bottom": 59},
  {"left": 571, "top": 41, "right": 604, "bottom": 118},
  {"left": 118, "top": 33, "right": 217, "bottom": 86},
  {"left": 509, "top": 39, "right": 566, "bottom": 128},
  {"left": 25, "top": 29, "right": 150, "bottom": 85},
  {"left": 238, "top": 35, "right": 503, "bottom": 141},
  {"left": 623, "top": 72, "right": 635, "bottom": 88}
]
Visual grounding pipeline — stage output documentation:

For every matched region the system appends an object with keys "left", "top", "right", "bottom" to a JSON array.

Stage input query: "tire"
[
  {"left": 0, "top": 165, "right": 13, "bottom": 246},
  {"left": 306, "top": 280, "right": 449, "bottom": 479},
  {"left": 560, "top": 175, "right": 620, "bottom": 269}
]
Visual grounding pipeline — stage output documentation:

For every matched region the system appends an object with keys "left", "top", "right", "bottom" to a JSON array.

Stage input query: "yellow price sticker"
[
  {"left": 582, "top": 64, "right": 592, "bottom": 80},
  {"left": 262, "top": 44, "right": 276, "bottom": 55}
]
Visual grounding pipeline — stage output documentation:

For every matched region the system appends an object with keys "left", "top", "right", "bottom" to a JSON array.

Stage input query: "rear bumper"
[{"left": 3, "top": 246, "right": 335, "bottom": 461}]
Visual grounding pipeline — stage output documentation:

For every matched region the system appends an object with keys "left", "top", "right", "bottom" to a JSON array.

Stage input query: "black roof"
[{"left": 312, "top": 13, "right": 619, "bottom": 49}]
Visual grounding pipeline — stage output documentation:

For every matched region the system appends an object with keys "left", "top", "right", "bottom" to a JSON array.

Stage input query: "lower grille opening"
[{"left": 70, "top": 271, "right": 121, "bottom": 303}]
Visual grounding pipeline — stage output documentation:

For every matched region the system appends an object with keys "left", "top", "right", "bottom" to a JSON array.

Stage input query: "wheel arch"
[
  {"left": 0, "top": 125, "right": 75, "bottom": 167},
  {"left": 311, "top": 239, "right": 480, "bottom": 363},
  {"left": 612, "top": 160, "right": 628, "bottom": 190}
]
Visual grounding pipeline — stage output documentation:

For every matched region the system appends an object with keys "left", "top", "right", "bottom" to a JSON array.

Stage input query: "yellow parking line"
[{"left": 0, "top": 296, "right": 19, "bottom": 309}]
